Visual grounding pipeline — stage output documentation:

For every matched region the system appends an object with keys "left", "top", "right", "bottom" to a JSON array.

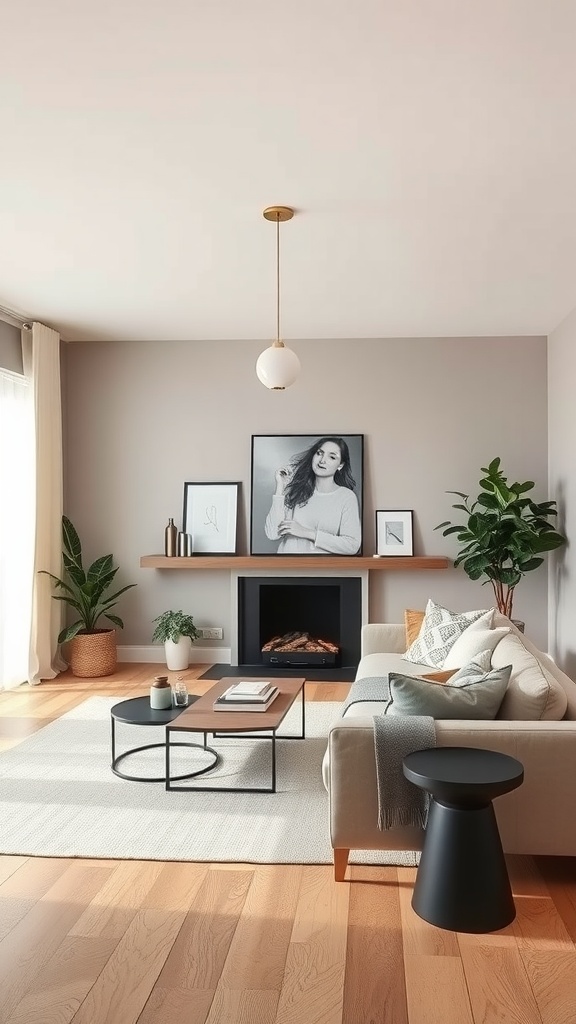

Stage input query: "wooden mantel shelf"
[{"left": 140, "top": 555, "right": 449, "bottom": 571}]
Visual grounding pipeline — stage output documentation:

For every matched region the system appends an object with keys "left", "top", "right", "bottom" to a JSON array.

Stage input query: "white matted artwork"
[
  {"left": 375, "top": 509, "right": 414, "bottom": 556},
  {"left": 182, "top": 482, "right": 240, "bottom": 555}
]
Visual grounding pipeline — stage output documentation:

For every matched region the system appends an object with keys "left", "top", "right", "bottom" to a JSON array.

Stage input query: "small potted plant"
[
  {"left": 152, "top": 609, "right": 202, "bottom": 670},
  {"left": 41, "top": 516, "right": 137, "bottom": 677}
]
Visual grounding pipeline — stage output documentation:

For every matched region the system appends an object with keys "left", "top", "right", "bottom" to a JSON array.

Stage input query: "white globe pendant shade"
[{"left": 256, "top": 341, "right": 301, "bottom": 391}]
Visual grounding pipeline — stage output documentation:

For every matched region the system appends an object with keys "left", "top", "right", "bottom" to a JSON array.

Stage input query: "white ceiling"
[{"left": 1, "top": 0, "right": 576, "bottom": 342}]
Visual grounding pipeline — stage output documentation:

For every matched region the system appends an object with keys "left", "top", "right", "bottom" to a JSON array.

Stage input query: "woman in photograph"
[{"left": 265, "top": 436, "right": 361, "bottom": 554}]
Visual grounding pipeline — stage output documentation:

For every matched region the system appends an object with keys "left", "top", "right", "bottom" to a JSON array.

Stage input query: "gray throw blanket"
[
  {"left": 342, "top": 676, "right": 391, "bottom": 715},
  {"left": 373, "top": 715, "right": 436, "bottom": 830}
]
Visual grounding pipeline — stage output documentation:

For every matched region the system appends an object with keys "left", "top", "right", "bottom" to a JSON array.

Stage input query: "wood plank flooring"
[{"left": 1, "top": 664, "right": 575, "bottom": 1024}]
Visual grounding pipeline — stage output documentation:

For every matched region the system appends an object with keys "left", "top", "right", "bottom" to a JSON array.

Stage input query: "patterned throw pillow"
[{"left": 404, "top": 599, "right": 493, "bottom": 668}]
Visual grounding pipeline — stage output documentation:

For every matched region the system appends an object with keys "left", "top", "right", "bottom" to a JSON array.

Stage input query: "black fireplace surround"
[{"left": 237, "top": 576, "right": 362, "bottom": 670}]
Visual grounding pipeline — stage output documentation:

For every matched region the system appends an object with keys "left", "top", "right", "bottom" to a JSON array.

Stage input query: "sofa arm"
[
  {"left": 327, "top": 718, "right": 423, "bottom": 853},
  {"left": 361, "top": 623, "right": 406, "bottom": 656},
  {"left": 327, "top": 717, "right": 576, "bottom": 857}
]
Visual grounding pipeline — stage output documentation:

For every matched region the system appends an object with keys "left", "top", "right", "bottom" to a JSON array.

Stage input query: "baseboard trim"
[{"left": 117, "top": 645, "right": 231, "bottom": 664}]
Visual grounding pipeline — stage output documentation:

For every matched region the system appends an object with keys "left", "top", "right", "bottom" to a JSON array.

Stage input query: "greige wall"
[
  {"left": 548, "top": 306, "right": 576, "bottom": 674},
  {"left": 64, "top": 336, "right": 549, "bottom": 651}
]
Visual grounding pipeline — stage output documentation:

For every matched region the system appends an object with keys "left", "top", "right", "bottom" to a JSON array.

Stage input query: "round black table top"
[
  {"left": 111, "top": 694, "right": 199, "bottom": 726},
  {"left": 403, "top": 746, "right": 524, "bottom": 803}
]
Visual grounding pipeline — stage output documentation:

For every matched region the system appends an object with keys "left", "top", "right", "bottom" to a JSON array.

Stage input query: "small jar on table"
[{"left": 150, "top": 675, "right": 172, "bottom": 710}]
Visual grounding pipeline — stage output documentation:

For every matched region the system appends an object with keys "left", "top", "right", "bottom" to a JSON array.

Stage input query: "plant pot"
[
  {"left": 164, "top": 636, "right": 192, "bottom": 671},
  {"left": 70, "top": 629, "right": 117, "bottom": 678}
]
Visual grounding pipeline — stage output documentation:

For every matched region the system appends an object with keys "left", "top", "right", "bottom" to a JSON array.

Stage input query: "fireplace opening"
[
  {"left": 262, "top": 631, "right": 339, "bottom": 667},
  {"left": 238, "top": 577, "right": 362, "bottom": 670}
]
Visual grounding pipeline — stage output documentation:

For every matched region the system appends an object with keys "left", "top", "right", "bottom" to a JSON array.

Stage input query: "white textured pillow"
[
  {"left": 492, "top": 633, "right": 568, "bottom": 721},
  {"left": 404, "top": 599, "right": 491, "bottom": 668},
  {"left": 443, "top": 615, "right": 509, "bottom": 669}
]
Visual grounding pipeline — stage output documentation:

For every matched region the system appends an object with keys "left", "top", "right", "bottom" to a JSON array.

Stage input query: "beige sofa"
[{"left": 324, "top": 615, "right": 576, "bottom": 881}]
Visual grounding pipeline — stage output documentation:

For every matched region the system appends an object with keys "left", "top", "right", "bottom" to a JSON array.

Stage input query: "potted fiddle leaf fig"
[
  {"left": 152, "top": 609, "right": 202, "bottom": 670},
  {"left": 436, "top": 457, "right": 566, "bottom": 620},
  {"left": 41, "top": 516, "right": 137, "bottom": 677}
]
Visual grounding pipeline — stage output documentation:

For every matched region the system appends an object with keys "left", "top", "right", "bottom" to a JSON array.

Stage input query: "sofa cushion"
[
  {"left": 443, "top": 616, "right": 509, "bottom": 668},
  {"left": 491, "top": 633, "right": 568, "bottom": 721},
  {"left": 386, "top": 664, "right": 512, "bottom": 719},
  {"left": 356, "top": 651, "right": 435, "bottom": 681},
  {"left": 357, "top": 653, "right": 458, "bottom": 685},
  {"left": 343, "top": 653, "right": 494, "bottom": 718},
  {"left": 404, "top": 608, "right": 426, "bottom": 648},
  {"left": 404, "top": 600, "right": 492, "bottom": 668}
]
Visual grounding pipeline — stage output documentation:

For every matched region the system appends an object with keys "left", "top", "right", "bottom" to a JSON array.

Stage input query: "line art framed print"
[
  {"left": 182, "top": 481, "right": 240, "bottom": 555},
  {"left": 375, "top": 509, "right": 414, "bottom": 556}
]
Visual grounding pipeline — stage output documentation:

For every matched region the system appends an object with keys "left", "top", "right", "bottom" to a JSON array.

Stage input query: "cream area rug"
[{"left": 0, "top": 697, "right": 418, "bottom": 866}]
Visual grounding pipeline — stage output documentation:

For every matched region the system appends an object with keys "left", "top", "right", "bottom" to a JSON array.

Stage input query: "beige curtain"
[
  {"left": 0, "top": 367, "right": 34, "bottom": 689},
  {"left": 22, "top": 323, "right": 66, "bottom": 683}
]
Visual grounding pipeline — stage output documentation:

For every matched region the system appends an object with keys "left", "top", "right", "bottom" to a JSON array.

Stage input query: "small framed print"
[
  {"left": 375, "top": 510, "right": 414, "bottom": 556},
  {"left": 182, "top": 482, "right": 240, "bottom": 555}
]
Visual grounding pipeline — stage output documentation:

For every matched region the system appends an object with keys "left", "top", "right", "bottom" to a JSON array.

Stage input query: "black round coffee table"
[
  {"left": 111, "top": 695, "right": 220, "bottom": 783},
  {"left": 403, "top": 746, "right": 524, "bottom": 933}
]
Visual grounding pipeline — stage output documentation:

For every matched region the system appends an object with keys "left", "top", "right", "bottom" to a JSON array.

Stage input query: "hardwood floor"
[{"left": 1, "top": 665, "right": 575, "bottom": 1023}]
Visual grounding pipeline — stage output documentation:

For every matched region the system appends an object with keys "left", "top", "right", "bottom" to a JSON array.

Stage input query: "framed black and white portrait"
[
  {"left": 182, "top": 482, "right": 240, "bottom": 555},
  {"left": 375, "top": 510, "right": 414, "bottom": 556},
  {"left": 250, "top": 434, "right": 364, "bottom": 555}
]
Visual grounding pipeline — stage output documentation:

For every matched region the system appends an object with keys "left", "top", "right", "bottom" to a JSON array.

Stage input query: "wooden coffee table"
[{"left": 165, "top": 677, "right": 306, "bottom": 793}]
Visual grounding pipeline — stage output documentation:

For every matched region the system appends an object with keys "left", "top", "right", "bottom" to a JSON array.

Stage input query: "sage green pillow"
[{"left": 386, "top": 664, "right": 512, "bottom": 720}]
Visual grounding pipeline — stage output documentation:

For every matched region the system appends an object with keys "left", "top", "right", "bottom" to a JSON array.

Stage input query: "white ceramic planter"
[{"left": 164, "top": 636, "right": 192, "bottom": 670}]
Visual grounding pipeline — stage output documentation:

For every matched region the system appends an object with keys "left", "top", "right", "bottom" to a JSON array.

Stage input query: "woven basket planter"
[{"left": 69, "top": 629, "right": 117, "bottom": 678}]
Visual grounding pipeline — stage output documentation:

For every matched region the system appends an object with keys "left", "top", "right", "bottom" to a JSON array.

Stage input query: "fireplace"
[{"left": 237, "top": 576, "right": 362, "bottom": 670}]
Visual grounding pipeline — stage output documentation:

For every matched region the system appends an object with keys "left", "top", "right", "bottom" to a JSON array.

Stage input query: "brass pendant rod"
[
  {"left": 276, "top": 213, "right": 280, "bottom": 343},
  {"left": 263, "top": 206, "right": 293, "bottom": 348}
]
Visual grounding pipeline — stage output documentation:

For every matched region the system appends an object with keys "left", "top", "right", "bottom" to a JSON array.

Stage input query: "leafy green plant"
[
  {"left": 436, "top": 457, "right": 566, "bottom": 619},
  {"left": 152, "top": 609, "right": 201, "bottom": 644},
  {"left": 41, "top": 516, "right": 137, "bottom": 643}
]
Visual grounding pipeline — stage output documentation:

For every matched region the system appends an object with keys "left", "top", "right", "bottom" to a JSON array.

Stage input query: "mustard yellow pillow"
[
  {"left": 404, "top": 609, "right": 425, "bottom": 650},
  {"left": 422, "top": 669, "right": 459, "bottom": 684}
]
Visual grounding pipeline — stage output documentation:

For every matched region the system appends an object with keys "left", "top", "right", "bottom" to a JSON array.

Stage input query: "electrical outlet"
[{"left": 201, "top": 627, "right": 223, "bottom": 640}]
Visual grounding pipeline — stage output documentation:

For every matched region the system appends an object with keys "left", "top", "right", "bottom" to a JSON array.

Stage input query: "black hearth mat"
[{"left": 198, "top": 664, "right": 357, "bottom": 682}]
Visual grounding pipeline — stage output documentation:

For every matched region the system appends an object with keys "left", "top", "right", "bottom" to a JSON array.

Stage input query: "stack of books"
[{"left": 213, "top": 680, "right": 279, "bottom": 712}]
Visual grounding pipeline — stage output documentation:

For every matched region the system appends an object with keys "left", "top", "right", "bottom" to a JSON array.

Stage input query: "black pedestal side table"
[
  {"left": 403, "top": 746, "right": 524, "bottom": 933},
  {"left": 111, "top": 695, "right": 220, "bottom": 783}
]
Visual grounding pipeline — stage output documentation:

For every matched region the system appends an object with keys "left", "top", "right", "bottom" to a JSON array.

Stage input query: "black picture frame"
[
  {"left": 182, "top": 481, "right": 240, "bottom": 555},
  {"left": 375, "top": 509, "right": 414, "bottom": 556},
  {"left": 250, "top": 434, "right": 364, "bottom": 555}
]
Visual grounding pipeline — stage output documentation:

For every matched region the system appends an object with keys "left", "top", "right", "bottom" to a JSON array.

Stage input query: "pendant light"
[{"left": 256, "top": 206, "right": 301, "bottom": 390}]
